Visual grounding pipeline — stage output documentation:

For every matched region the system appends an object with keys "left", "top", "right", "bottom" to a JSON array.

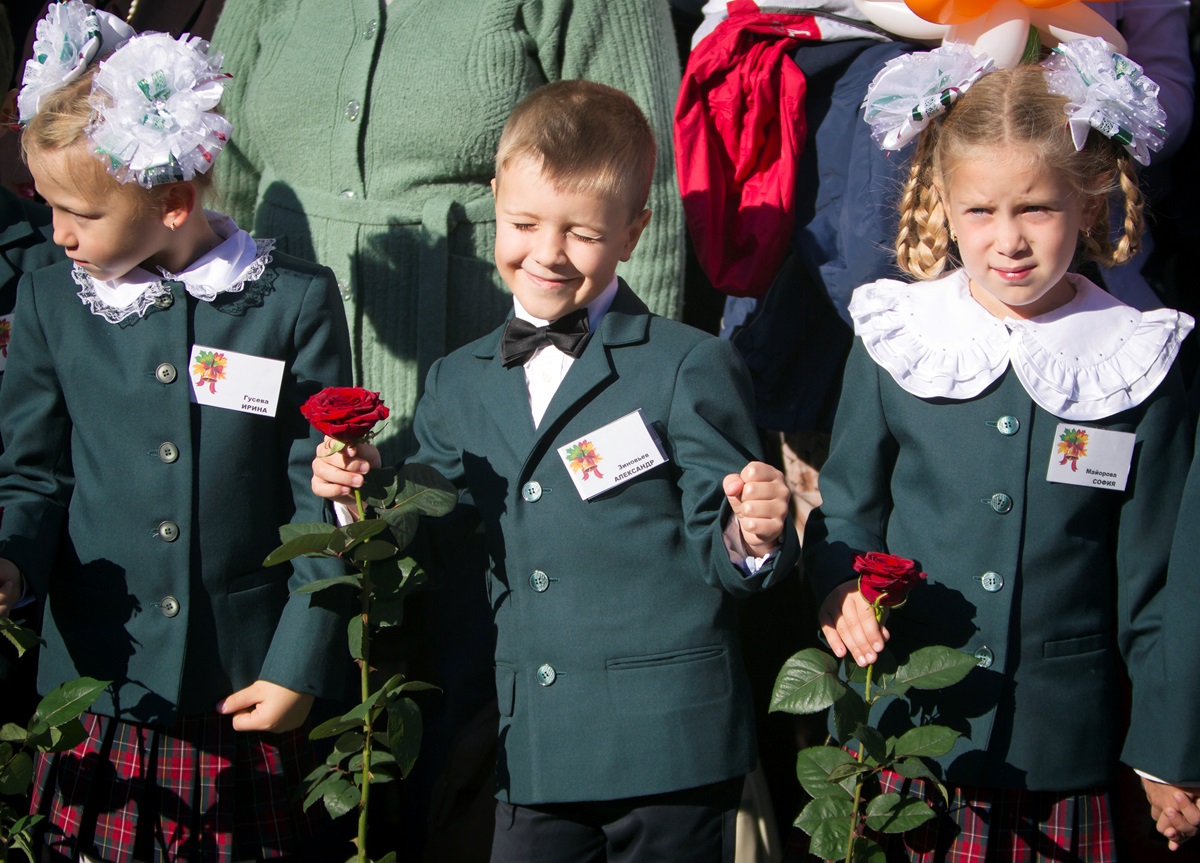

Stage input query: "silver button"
[
  {"left": 980, "top": 571, "right": 1004, "bottom": 593},
  {"left": 155, "top": 363, "right": 177, "bottom": 384},
  {"left": 157, "top": 520, "right": 180, "bottom": 542},
  {"left": 363, "top": 19, "right": 377, "bottom": 38},
  {"left": 337, "top": 280, "right": 352, "bottom": 301},
  {"left": 345, "top": 99, "right": 361, "bottom": 121},
  {"left": 536, "top": 663, "right": 557, "bottom": 686},
  {"left": 339, "top": 189, "right": 355, "bottom": 199},
  {"left": 159, "top": 596, "right": 180, "bottom": 618},
  {"left": 996, "top": 416, "right": 1020, "bottom": 436},
  {"left": 521, "top": 481, "right": 542, "bottom": 502},
  {"left": 157, "top": 442, "right": 179, "bottom": 464},
  {"left": 530, "top": 570, "right": 550, "bottom": 592},
  {"left": 153, "top": 292, "right": 174, "bottom": 310},
  {"left": 989, "top": 493, "right": 1013, "bottom": 514},
  {"left": 973, "top": 646, "right": 994, "bottom": 669}
]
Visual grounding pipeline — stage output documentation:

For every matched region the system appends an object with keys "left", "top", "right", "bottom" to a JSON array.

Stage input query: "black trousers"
[{"left": 490, "top": 777, "right": 743, "bottom": 863}]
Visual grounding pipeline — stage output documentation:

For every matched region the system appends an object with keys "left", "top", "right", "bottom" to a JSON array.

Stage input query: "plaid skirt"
[
  {"left": 859, "top": 770, "right": 1117, "bottom": 863},
  {"left": 31, "top": 710, "right": 319, "bottom": 863}
]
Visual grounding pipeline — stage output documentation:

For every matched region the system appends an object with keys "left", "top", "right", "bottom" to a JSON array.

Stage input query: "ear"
[
  {"left": 619, "top": 208, "right": 652, "bottom": 262},
  {"left": 490, "top": 177, "right": 497, "bottom": 197},
  {"left": 158, "top": 182, "right": 200, "bottom": 230}
]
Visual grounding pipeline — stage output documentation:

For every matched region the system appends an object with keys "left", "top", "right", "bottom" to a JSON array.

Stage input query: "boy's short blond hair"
[{"left": 494, "top": 80, "right": 656, "bottom": 218}]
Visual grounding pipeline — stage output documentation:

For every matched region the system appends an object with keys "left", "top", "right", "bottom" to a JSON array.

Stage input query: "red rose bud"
[
  {"left": 852, "top": 551, "right": 927, "bottom": 607},
  {"left": 301, "top": 387, "right": 390, "bottom": 443}
]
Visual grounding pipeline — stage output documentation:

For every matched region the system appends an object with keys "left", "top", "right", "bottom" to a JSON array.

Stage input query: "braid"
[
  {"left": 1111, "top": 153, "right": 1144, "bottom": 266},
  {"left": 895, "top": 130, "right": 952, "bottom": 279}
]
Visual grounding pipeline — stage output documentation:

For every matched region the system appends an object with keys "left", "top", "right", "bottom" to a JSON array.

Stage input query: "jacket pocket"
[
  {"left": 606, "top": 646, "right": 731, "bottom": 710},
  {"left": 1043, "top": 633, "right": 1107, "bottom": 659},
  {"left": 495, "top": 664, "right": 516, "bottom": 717}
]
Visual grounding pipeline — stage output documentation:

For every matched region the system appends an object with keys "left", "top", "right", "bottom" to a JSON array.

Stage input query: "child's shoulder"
[{"left": 0, "top": 189, "right": 58, "bottom": 275}]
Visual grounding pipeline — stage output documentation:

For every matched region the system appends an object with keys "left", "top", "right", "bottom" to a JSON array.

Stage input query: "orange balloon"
[{"left": 904, "top": 0, "right": 1111, "bottom": 26}]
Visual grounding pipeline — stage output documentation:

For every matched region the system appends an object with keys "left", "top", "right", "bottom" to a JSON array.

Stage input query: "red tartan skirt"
[
  {"left": 30, "top": 711, "right": 319, "bottom": 863},
  {"left": 846, "top": 770, "right": 1117, "bottom": 863}
]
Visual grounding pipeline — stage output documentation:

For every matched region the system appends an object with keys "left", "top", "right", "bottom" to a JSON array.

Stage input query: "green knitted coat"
[{"left": 213, "top": 0, "right": 684, "bottom": 459}]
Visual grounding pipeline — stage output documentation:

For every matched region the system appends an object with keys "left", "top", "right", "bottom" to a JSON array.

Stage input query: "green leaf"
[
  {"left": 31, "top": 678, "right": 108, "bottom": 731},
  {"left": 832, "top": 687, "right": 868, "bottom": 745},
  {"left": 864, "top": 792, "right": 936, "bottom": 834},
  {"left": 370, "top": 595, "right": 406, "bottom": 628},
  {"left": 279, "top": 522, "right": 337, "bottom": 544},
  {"left": 891, "top": 646, "right": 978, "bottom": 691},
  {"left": 394, "top": 464, "right": 457, "bottom": 517},
  {"left": 0, "top": 722, "right": 28, "bottom": 743},
  {"left": 826, "top": 762, "right": 873, "bottom": 785},
  {"left": 323, "top": 776, "right": 362, "bottom": 819},
  {"left": 309, "top": 714, "right": 363, "bottom": 741},
  {"left": 45, "top": 717, "right": 88, "bottom": 752},
  {"left": 851, "top": 836, "right": 887, "bottom": 863},
  {"left": 795, "top": 746, "right": 857, "bottom": 799},
  {"left": 893, "top": 757, "right": 949, "bottom": 804},
  {"left": 301, "top": 767, "right": 342, "bottom": 811},
  {"left": 292, "top": 575, "right": 363, "bottom": 595},
  {"left": 264, "top": 533, "right": 338, "bottom": 566},
  {"left": 0, "top": 617, "right": 42, "bottom": 657},
  {"left": 892, "top": 725, "right": 960, "bottom": 761},
  {"left": 333, "top": 731, "right": 365, "bottom": 754},
  {"left": 347, "top": 615, "right": 365, "bottom": 662},
  {"left": 853, "top": 725, "right": 888, "bottom": 766},
  {"left": 374, "top": 853, "right": 398, "bottom": 863},
  {"left": 387, "top": 697, "right": 423, "bottom": 779},
  {"left": 352, "top": 540, "right": 399, "bottom": 563},
  {"left": 794, "top": 796, "right": 857, "bottom": 860},
  {"left": 0, "top": 750, "right": 32, "bottom": 795},
  {"left": 770, "top": 648, "right": 847, "bottom": 715},
  {"left": 342, "top": 518, "right": 390, "bottom": 548},
  {"left": 361, "top": 467, "right": 400, "bottom": 509},
  {"left": 378, "top": 508, "right": 419, "bottom": 551}
]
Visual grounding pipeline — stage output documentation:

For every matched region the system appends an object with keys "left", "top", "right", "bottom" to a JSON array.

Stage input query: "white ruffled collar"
[
  {"left": 75, "top": 212, "right": 275, "bottom": 324},
  {"left": 849, "top": 269, "right": 1194, "bottom": 421}
]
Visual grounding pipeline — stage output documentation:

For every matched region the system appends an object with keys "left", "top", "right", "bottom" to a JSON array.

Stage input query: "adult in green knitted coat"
[{"left": 212, "top": 0, "right": 685, "bottom": 461}]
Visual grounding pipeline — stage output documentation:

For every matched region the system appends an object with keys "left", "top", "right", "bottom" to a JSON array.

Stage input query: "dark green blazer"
[
  {"left": 411, "top": 281, "right": 800, "bottom": 805},
  {"left": 0, "top": 251, "right": 352, "bottom": 724},
  {"left": 806, "top": 339, "right": 1192, "bottom": 790}
]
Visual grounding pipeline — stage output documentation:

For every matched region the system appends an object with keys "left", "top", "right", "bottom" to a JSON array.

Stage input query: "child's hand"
[
  {"left": 1142, "top": 777, "right": 1200, "bottom": 850},
  {"left": 819, "top": 581, "right": 889, "bottom": 667},
  {"left": 0, "top": 559, "right": 23, "bottom": 618},
  {"left": 311, "top": 435, "right": 382, "bottom": 509},
  {"left": 217, "top": 680, "right": 314, "bottom": 733},
  {"left": 723, "top": 461, "right": 789, "bottom": 558}
]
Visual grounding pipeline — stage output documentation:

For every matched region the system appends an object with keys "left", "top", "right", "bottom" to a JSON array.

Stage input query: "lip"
[
  {"left": 991, "top": 265, "right": 1035, "bottom": 282},
  {"left": 522, "top": 269, "right": 579, "bottom": 291}
]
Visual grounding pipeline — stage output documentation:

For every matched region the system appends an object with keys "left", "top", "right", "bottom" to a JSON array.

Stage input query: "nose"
[
  {"left": 532, "top": 230, "right": 567, "bottom": 267},
  {"left": 51, "top": 212, "right": 74, "bottom": 249},
  {"left": 995, "top": 216, "right": 1028, "bottom": 257}
]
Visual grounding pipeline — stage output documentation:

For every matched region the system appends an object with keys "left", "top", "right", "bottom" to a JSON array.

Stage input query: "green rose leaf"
[
  {"left": 263, "top": 530, "right": 342, "bottom": 566},
  {"left": 309, "top": 714, "right": 363, "bottom": 740},
  {"left": 0, "top": 617, "right": 43, "bottom": 657},
  {"left": 351, "top": 540, "right": 399, "bottom": 563},
  {"left": 0, "top": 750, "right": 32, "bottom": 795},
  {"left": 378, "top": 508, "right": 420, "bottom": 551},
  {"left": 853, "top": 724, "right": 889, "bottom": 766},
  {"left": 279, "top": 522, "right": 337, "bottom": 544},
  {"left": 770, "top": 648, "right": 847, "bottom": 715},
  {"left": 864, "top": 792, "right": 936, "bottom": 833},
  {"left": 0, "top": 722, "right": 28, "bottom": 743},
  {"left": 795, "top": 746, "right": 857, "bottom": 799},
  {"left": 892, "top": 725, "right": 960, "bottom": 760},
  {"left": 375, "top": 853, "right": 399, "bottom": 863},
  {"left": 31, "top": 677, "right": 108, "bottom": 732},
  {"left": 891, "top": 646, "right": 978, "bottom": 691},
  {"left": 341, "top": 518, "right": 390, "bottom": 548},
  {"left": 894, "top": 756, "right": 949, "bottom": 803},
  {"left": 851, "top": 836, "right": 888, "bottom": 863},
  {"left": 826, "top": 761, "right": 874, "bottom": 784},
  {"left": 795, "top": 796, "right": 857, "bottom": 860},
  {"left": 394, "top": 464, "right": 457, "bottom": 517},
  {"left": 832, "top": 687, "right": 868, "bottom": 744},
  {"left": 48, "top": 717, "right": 89, "bottom": 752},
  {"left": 292, "top": 575, "right": 363, "bottom": 595},
  {"left": 301, "top": 766, "right": 340, "bottom": 812},
  {"left": 348, "top": 615, "right": 365, "bottom": 662},
  {"left": 388, "top": 697, "right": 423, "bottom": 779},
  {"left": 322, "top": 776, "right": 362, "bottom": 819},
  {"left": 370, "top": 595, "right": 406, "bottom": 628},
  {"left": 361, "top": 466, "right": 401, "bottom": 509},
  {"left": 333, "top": 731, "right": 365, "bottom": 754}
]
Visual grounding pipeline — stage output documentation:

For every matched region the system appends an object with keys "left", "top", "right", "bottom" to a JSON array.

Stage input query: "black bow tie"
[{"left": 500, "top": 308, "right": 591, "bottom": 368}]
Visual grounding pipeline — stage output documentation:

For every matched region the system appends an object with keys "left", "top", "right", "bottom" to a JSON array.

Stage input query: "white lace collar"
[
  {"left": 75, "top": 212, "right": 275, "bottom": 324},
  {"left": 849, "top": 269, "right": 1194, "bottom": 421}
]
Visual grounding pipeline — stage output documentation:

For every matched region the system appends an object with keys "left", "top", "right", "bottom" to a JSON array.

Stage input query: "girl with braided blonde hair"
[{"left": 804, "top": 38, "right": 1199, "bottom": 861}]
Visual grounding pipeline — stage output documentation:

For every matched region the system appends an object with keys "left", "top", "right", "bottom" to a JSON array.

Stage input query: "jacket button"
[
  {"left": 157, "top": 520, "right": 180, "bottom": 542},
  {"left": 155, "top": 363, "right": 177, "bottom": 384},
  {"left": 536, "top": 663, "right": 557, "bottom": 686},
  {"left": 521, "top": 481, "right": 542, "bottom": 502},
  {"left": 989, "top": 493, "right": 1013, "bottom": 514},
  {"left": 980, "top": 571, "right": 1004, "bottom": 592},
  {"left": 337, "top": 280, "right": 352, "bottom": 302},
  {"left": 153, "top": 292, "right": 174, "bottom": 310},
  {"left": 973, "top": 646, "right": 994, "bottom": 669},
  {"left": 159, "top": 596, "right": 180, "bottom": 618},
  {"left": 529, "top": 570, "right": 550, "bottom": 592},
  {"left": 157, "top": 442, "right": 179, "bottom": 464},
  {"left": 996, "top": 415, "right": 1020, "bottom": 436},
  {"left": 345, "top": 99, "right": 361, "bottom": 121},
  {"left": 362, "top": 19, "right": 377, "bottom": 38}
]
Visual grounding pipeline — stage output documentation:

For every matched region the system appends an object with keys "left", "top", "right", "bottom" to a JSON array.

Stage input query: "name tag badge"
[
  {"left": 1045, "top": 423, "right": 1136, "bottom": 491},
  {"left": 188, "top": 343, "right": 285, "bottom": 417},
  {"left": 557, "top": 409, "right": 669, "bottom": 501},
  {"left": 0, "top": 313, "right": 11, "bottom": 373}
]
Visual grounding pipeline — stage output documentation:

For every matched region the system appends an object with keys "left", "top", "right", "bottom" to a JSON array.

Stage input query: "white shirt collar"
[{"left": 511, "top": 276, "right": 619, "bottom": 333}]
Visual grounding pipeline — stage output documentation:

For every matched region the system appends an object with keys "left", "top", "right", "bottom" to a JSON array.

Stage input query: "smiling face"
[
  {"left": 28, "top": 145, "right": 172, "bottom": 282},
  {"left": 942, "top": 145, "right": 1096, "bottom": 320},
  {"left": 492, "top": 156, "right": 650, "bottom": 322}
]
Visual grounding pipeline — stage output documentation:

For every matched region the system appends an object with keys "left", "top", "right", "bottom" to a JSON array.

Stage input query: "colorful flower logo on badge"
[
  {"left": 192, "top": 349, "right": 227, "bottom": 393},
  {"left": 0, "top": 319, "right": 10, "bottom": 358},
  {"left": 854, "top": 0, "right": 1125, "bottom": 69},
  {"left": 566, "top": 439, "right": 604, "bottom": 480},
  {"left": 1057, "top": 427, "right": 1088, "bottom": 471}
]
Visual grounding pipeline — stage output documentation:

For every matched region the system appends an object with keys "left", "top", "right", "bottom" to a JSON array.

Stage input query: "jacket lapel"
[{"left": 475, "top": 329, "right": 539, "bottom": 461}]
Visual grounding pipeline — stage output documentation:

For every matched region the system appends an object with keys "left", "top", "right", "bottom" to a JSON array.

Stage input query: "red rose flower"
[
  {"left": 852, "top": 551, "right": 927, "bottom": 607},
  {"left": 301, "top": 387, "right": 390, "bottom": 442}
]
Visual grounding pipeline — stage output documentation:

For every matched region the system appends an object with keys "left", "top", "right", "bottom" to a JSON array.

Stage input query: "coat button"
[
  {"left": 529, "top": 570, "right": 550, "bottom": 592},
  {"left": 155, "top": 363, "right": 177, "bottom": 384},
  {"left": 157, "top": 520, "right": 180, "bottom": 542},
  {"left": 536, "top": 663, "right": 557, "bottom": 686},
  {"left": 157, "top": 442, "right": 179, "bottom": 464},
  {"left": 153, "top": 292, "right": 174, "bottom": 310},
  {"left": 989, "top": 493, "right": 1013, "bottom": 514},
  {"left": 345, "top": 99, "right": 361, "bottom": 121},
  {"left": 363, "top": 19, "right": 377, "bottom": 38},
  {"left": 339, "top": 189, "right": 356, "bottom": 199},
  {"left": 521, "top": 481, "right": 542, "bottom": 502},
  {"left": 996, "top": 415, "right": 1020, "bottom": 436},
  {"left": 159, "top": 596, "right": 180, "bottom": 618},
  {"left": 980, "top": 571, "right": 1004, "bottom": 592},
  {"left": 973, "top": 646, "right": 994, "bottom": 668},
  {"left": 337, "top": 280, "right": 352, "bottom": 302}
]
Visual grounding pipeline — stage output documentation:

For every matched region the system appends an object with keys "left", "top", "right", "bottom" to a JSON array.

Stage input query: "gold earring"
[
  {"left": 169, "top": 220, "right": 176, "bottom": 232},
  {"left": 949, "top": 229, "right": 957, "bottom": 243}
]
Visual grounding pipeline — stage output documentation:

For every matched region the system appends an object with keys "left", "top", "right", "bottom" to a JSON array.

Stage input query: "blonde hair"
[
  {"left": 895, "top": 64, "right": 1143, "bottom": 279},
  {"left": 495, "top": 80, "right": 656, "bottom": 218},
  {"left": 20, "top": 66, "right": 214, "bottom": 205}
]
